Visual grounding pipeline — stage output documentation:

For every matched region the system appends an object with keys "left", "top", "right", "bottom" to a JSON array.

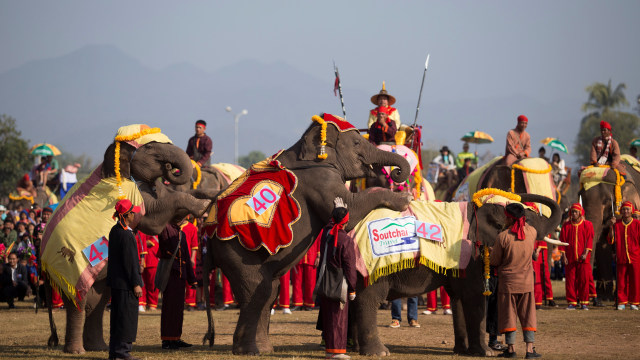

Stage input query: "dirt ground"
[{"left": 1, "top": 281, "right": 639, "bottom": 360}]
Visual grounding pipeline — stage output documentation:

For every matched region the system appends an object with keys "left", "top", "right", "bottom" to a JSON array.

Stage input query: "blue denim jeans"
[{"left": 391, "top": 296, "right": 418, "bottom": 322}]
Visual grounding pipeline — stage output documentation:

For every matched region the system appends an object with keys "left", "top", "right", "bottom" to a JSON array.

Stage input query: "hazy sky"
[{"left": 2, "top": 1, "right": 640, "bottom": 164}]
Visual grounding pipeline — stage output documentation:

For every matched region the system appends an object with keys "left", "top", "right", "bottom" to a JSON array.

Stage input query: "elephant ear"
[{"left": 102, "top": 142, "right": 134, "bottom": 179}]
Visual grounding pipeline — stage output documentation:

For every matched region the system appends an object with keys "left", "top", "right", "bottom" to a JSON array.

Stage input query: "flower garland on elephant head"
[
  {"left": 191, "top": 160, "right": 202, "bottom": 189},
  {"left": 8, "top": 193, "right": 34, "bottom": 204},
  {"left": 472, "top": 188, "right": 522, "bottom": 297},
  {"left": 113, "top": 127, "right": 162, "bottom": 200},
  {"left": 311, "top": 115, "right": 328, "bottom": 159}
]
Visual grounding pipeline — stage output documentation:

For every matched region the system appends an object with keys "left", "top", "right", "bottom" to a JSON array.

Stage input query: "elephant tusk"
[{"left": 543, "top": 236, "right": 568, "bottom": 247}]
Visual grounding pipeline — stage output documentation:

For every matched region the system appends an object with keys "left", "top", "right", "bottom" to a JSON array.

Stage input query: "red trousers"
[
  {"left": 426, "top": 287, "right": 450, "bottom": 311},
  {"left": 291, "top": 264, "right": 317, "bottom": 307},
  {"left": 51, "top": 287, "right": 63, "bottom": 308},
  {"left": 617, "top": 262, "right": 640, "bottom": 305},
  {"left": 140, "top": 266, "right": 159, "bottom": 308},
  {"left": 276, "top": 271, "right": 290, "bottom": 308},
  {"left": 589, "top": 270, "right": 597, "bottom": 299},
  {"left": 185, "top": 265, "right": 197, "bottom": 307},
  {"left": 533, "top": 252, "right": 554, "bottom": 305},
  {"left": 565, "top": 262, "right": 591, "bottom": 305},
  {"left": 208, "top": 270, "right": 234, "bottom": 305}
]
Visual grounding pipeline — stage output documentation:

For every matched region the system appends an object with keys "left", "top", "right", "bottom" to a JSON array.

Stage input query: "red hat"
[
  {"left": 621, "top": 201, "right": 634, "bottom": 210},
  {"left": 115, "top": 199, "right": 141, "bottom": 215},
  {"left": 600, "top": 121, "right": 611, "bottom": 130},
  {"left": 517, "top": 115, "right": 528, "bottom": 123},
  {"left": 570, "top": 203, "right": 584, "bottom": 216}
]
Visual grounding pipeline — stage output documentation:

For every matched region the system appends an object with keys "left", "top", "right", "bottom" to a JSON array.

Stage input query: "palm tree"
[{"left": 581, "top": 79, "right": 629, "bottom": 115}]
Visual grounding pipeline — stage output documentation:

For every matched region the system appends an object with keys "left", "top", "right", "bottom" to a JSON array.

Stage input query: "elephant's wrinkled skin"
[
  {"left": 204, "top": 116, "right": 413, "bottom": 354},
  {"left": 351, "top": 194, "right": 562, "bottom": 357},
  {"left": 48, "top": 140, "right": 210, "bottom": 354}
]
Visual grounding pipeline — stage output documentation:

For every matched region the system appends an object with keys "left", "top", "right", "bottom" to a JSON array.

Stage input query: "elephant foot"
[
  {"left": 359, "top": 343, "right": 390, "bottom": 356},
  {"left": 232, "top": 341, "right": 273, "bottom": 355},
  {"left": 63, "top": 343, "right": 86, "bottom": 354},
  {"left": 467, "top": 344, "right": 493, "bottom": 357},
  {"left": 453, "top": 344, "right": 468, "bottom": 355}
]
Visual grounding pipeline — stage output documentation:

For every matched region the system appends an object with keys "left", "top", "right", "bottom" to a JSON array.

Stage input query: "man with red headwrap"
[
  {"left": 608, "top": 201, "right": 640, "bottom": 310},
  {"left": 368, "top": 106, "right": 397, "bottom": 145},
  {"left": 186, "top": 119, "right": 213, "bottom": 167},
  {"left": 559, "top": 203, "right": 594, "bottom": 310},
  {"left": 490, "top": 203, "right": 541, "bottom": 359},
  {"left": 504, "top": 115, "right": 531, "bottom": 166},
  {"left": 591, "top": 120, "right": 625, "bottom": 174}
]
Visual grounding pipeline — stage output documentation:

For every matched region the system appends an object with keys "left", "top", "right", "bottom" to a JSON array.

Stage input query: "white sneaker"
[
  {"left": 283, "top": 308, "right": 292, "bottom": 314},
  {"left": 617, "top": 304, "right": 626, "bottom": 310},
  {"left": 631, "top": 305, "right": 639, "bottom": 310},
  {"left": 270, "top": 308, "right": 275, "bottom": 315},
  {"left": 443, "top": 309, "right": 453, "bottom": 315},
  {"left": 422, "top": 310, "right": 433, "bottom": 315},
  {"left": 138, "top": 305, "right": 146, "bottom": 312}
]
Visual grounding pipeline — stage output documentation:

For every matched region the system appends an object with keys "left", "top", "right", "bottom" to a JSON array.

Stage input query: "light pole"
[{"left": 226, "top": 107, "right": 248, "bottom": 165}]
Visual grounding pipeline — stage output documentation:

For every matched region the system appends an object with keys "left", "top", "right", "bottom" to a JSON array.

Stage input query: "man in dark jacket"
[
  {"left": 186, "top": 119, "right": 213, "bottom": 167},
  {"left": 3, "top": 252, "right": 29, "bottom": 308},
  {"left": 316, "top": 197, "right": 357, "bottom": 360},
  {"left": 106, "top": 199, "right": 143, "bottom": 360}
]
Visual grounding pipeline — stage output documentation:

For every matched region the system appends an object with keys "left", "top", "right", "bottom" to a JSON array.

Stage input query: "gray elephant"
[
  {"left": 44, "top": 125, "right": 210, "bottom": 354},
  {"left": 350, "top": 193, "right": 562, "bottom": 356},
  {"left": 203, "top": 113, "right": 413, "bottom": 354},
  {"left": 172, "top": 162, "right": 246, "bottom": 201}
]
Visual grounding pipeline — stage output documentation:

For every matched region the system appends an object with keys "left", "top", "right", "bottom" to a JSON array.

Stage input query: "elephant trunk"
[
  {"left": 130, "top": 142, "right": 194, "bottom": 185},
  {"left": 518, "top": 193, "right": 563, "bottom": 237},
  {"left": 369, "top": 148, "right": 411, "bottom": 184}
]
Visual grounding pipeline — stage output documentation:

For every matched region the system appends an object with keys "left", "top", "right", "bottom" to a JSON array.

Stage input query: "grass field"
[{"left": 1, "top": 281, "right": 639, "bottom": 360}]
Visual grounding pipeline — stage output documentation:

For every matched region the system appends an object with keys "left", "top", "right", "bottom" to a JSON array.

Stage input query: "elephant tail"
[
  {"left": 44, "top": 277, "right": 59, "bottom": 348},
  {"left": 201, "top": 242, "right": 216, "bottom": 347}
]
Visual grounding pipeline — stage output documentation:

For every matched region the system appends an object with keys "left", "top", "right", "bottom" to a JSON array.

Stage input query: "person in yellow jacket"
[{"left": 367, "top": 82, "right": 401, "bottom": 130}]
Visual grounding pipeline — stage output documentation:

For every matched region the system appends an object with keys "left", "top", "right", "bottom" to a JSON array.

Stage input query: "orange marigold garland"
[
  {"left": 483, "top": 246, "right": 492, "bottom": 296},
  {"left": 311, "top": 115, "right": 328, "bottom": 159},
  {"left": 8, "top": 193, "right": 35, "bottom": 204},
  {"left": 472, "top": 188, "right": 521, "bottom": 208},
  {"left": 191, "top": 160, "right": 202, "bottom": 189},
  {"left": 113, "top": 127, "right": 162, "bottom": 199}
]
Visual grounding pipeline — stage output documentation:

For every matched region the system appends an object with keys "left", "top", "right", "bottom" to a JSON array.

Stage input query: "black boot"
[{"left": 525, "top": 347, "right": 542, "bottom": 358}]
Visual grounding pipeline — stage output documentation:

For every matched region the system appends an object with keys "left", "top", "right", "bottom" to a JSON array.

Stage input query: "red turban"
[
  {"left": 377, "top": 106, "right": 391, "bottom": 115},
  {"left": 570, "top": 203, "right": 584, "bottom": 216},
  {"left": 621, "top": 201, "right": 634, "bottom": 211},
  {"left": 600, "top": 121, "right": 611, "bottom": 130},
  {"left": 517, "top": 115, "right": 528, "bottom": 123}
]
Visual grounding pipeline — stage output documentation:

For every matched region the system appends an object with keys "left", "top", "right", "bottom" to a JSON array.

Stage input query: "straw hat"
[{"left": 370, "top": 81, "right": 396, "bottom": 106}]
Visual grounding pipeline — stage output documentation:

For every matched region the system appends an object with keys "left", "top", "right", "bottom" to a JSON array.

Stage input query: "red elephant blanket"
[{"left": 204, "top": 151, "right": 301, "bottom": 255}]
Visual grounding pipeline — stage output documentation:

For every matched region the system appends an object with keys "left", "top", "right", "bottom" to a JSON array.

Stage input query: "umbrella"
[
  {"left": 460, "top": 131, "right": 494, "bottom": 144},
  {"left": 540, "top": 137, "right": 568, "bottom": 153},
  {"left": 30, "top": 143, "right": 62, "bottom": 156},
  {"left": 630, "top": 138, "right": 640, "bottom": 147}
]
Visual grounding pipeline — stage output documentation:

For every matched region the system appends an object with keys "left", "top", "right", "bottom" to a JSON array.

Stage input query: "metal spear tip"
[
  {"left": 425, "top": 54, "right": 430, "bottom": 70},
  {"left": 225, "top": 106, "right": 232, "bottom": 112},
  {"left": 241, "top": 109, "right": 248, "bottom": 115}
]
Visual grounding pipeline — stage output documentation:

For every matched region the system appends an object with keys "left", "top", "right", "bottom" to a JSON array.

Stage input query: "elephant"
[
  {"left": 351, "top": 193, "right": 562, "bottom": 356},
  {"left": 203, "top": 113, "right": 413, "bottom": 354},
  {"left": 45, "top": 127, "right": 211, "bottom": 354},
  {"left": 579, "top": 162, "right": 640, "bottom": 300},
  {"left": 172, "top": 162, "right": 246, "bottom": 201}
]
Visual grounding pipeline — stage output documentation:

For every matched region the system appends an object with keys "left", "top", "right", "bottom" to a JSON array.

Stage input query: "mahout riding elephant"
[
  {"left": 580, "top": 160, "right": 640, "bottom": 300},
  {"left": 351, "top": 193, "right": 562, "bottom": 356},
  {"left": 44, "top": 125, "right": 211, "bottom": 354},
  {"left": 202, "top": 114, "right": 413, "bottom": 354}
]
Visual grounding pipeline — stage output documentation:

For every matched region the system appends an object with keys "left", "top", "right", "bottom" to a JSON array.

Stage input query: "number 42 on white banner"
[{"left": 415, "top": 220, "right": 442, "bottom": 242}]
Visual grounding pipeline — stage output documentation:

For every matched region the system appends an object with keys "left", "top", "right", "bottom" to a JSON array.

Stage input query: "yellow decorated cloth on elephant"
[
  {"left": 210, "top": 162, "right": 246, "bottom": 184},
  {"left": 452, "top": 156, "right": 502, "bottom": 202},
  {"left": 204, "top": 151, "right": 301, "bottom": 255},
  {"left": 579, "top": 166, "right": 611, "bottom": 191},
  {"left": 621, "top": 154, "right": 640, "bottom": 174},
  {"left": 116, "top": 124, "right": 172, "bottom": 148},
  {"left": 347, "top": 200, "right": 472, "bottom": 285},
  {"left": 41, "top": 165, "right": 144, "bottom": 307},
  {"left": 515, "top": 158, "right": 555, "bottom": 217}
]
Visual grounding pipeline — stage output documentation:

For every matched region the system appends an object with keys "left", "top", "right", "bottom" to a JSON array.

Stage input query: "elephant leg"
[
  {"left": 356, "top": 284, "right": 390, "bottom": 356},
  {"left": 450, "top": 296, "right": 468, "bottom": 355},
  {"left": 461, "top": 292, "right": 492, "bottom": 356},
  {"left": 232, "top": 277, "right": 277, "bottom": 355},
  {"left": 82, "top": 280, "right": 111, "bottom": 351},
  {"left": 62, "top": 296, "right": 86, "bottom": 354}
]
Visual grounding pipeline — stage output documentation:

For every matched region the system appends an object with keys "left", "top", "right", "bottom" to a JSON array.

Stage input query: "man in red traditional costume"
[
  {"left": 291, "top": 238, "right": 320, "bottom": 311},
  {"left": 533, "top": 240, "right": 556, "bottom": 309},
  {"left": 367, "top": 82, "right": 400, "bottom": 129},
  {"left": 422, "top": 287, "right": 451, "bottom": 315},
  {"left": 591, "top": 120, "right": 625, "bottom": 174},
  {"left": 504, "top": 115, "right": 531, "bottom": 166},
  {"left": 181, "top": 219, "right": 199, "bottom": 311},
  {"left": 608, "top": 201, "right": 640, "bottom": 310},
  {"left": 559, "top": 203, "right": 593, "bottom": 310},
  {"left": 368, "top": 106, "right": 397, "bottom": 145},
  {"left": 138, "top": 232, "right": 159, "bottom": 310},
  {"left": 490, "top": 203, "right": 541, "bottom": 359}
]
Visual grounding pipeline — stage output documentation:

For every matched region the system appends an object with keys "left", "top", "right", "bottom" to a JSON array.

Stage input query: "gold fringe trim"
[
  {"left": 367, "top": 256, "right": 461, "bottom": 285},
  {"left": 41, "top": 261, "right": 79, "bottom": 309}
]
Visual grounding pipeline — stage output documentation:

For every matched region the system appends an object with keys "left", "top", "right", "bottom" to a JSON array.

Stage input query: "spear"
[
  {"left": 333, "top": 61, "right": 347, "bottom": 119},
  {"left": 413, "top": 54, "right": 430, "bottom": 127}
]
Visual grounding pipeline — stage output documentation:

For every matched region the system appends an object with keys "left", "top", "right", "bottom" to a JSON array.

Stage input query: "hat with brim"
[
  {"left": 115, "top": 199, "right": 141, "bottom": 215},
  {"left": 370, "top": 81, "right": 396, "bottom": 106}
]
